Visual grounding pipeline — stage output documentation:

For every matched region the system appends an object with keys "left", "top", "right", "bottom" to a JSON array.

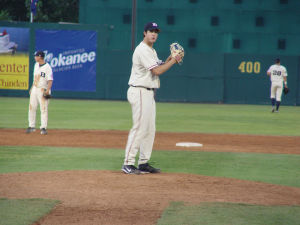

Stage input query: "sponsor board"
[
  {"left": 0, "top": 55, "right": 29, "bottom": 90},
  {"left": 0, "top": 27, "right": 30, "bottom": 90},
  {"left": 35, "top": 30, "right": 97, "bottom": 92}
]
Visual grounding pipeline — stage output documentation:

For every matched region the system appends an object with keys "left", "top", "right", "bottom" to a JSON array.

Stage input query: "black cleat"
[
  {"left": 40, "top": 128, "right": 48, "bottom": 135},
  {"left": 138, "top": 163, "right": 161, "bottom": 174},
  {"left": 26, "top": 127, "right": 36, "bottom": 133},
  {"left": 122, "top": 165, "right": 141, "bottom": 174}
]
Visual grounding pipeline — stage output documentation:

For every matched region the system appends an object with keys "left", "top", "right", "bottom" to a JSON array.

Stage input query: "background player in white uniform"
[
  {"left": 122, "top": 22, "right": 183, "bottom": 174},
  {"left": 267, "top": 58, "right": 288, "bottom": 113},
  {"left": 26, "top": 51, "right": 53, "bottom": 135}
]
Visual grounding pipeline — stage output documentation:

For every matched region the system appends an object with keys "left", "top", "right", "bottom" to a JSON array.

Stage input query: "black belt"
[{"left": 130, "top": 85, "right": 155, "bottom": 91}]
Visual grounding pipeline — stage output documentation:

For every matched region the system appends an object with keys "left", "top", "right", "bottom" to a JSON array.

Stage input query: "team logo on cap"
[{"left": 152, "top": 23, "right": 158, "bottom": 27}]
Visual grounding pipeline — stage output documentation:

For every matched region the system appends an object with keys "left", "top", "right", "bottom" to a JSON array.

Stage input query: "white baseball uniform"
[
  {"left": 124, "top": 41, "right": 162, "bottom": 166},
  {"left": 28, "top": 62, "right": 53, "bottom": 129},
  {"left": 267, "top": 64, "right": 288, "bottom": 101}
]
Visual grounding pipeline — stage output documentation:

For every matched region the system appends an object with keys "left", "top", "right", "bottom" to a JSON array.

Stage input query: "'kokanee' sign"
[{"left": 35, "top": 29, "right": 97, "bottom": 92}]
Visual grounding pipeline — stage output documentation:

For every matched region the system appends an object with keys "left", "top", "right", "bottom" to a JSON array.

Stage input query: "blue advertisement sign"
[
  {"left": 0, "top": 27, "right": 29, "bottom": 53},
  {"left": 35, "top": 29, "right": 97, "bottom": 92}
]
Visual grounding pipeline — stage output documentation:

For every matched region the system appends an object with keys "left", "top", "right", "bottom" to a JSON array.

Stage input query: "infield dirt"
[
  {"left": 0, "top": 128, "right": 300, "bottom": 225},
  {"left": 1, "top": 128, "right": 300, "bottom": 154}
]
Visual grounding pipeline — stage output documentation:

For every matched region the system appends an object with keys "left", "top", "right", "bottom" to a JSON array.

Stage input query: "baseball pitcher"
[{"left": 122, "top": 22, "right": 184, "bottom": 174}]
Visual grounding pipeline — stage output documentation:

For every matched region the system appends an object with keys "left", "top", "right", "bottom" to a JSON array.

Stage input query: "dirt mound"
[
  {"left": 1, "top": 171, "right": 300, "bottom": 225},
  {"left": 1, "top": 128, "right": 300, "bottom": 224}
]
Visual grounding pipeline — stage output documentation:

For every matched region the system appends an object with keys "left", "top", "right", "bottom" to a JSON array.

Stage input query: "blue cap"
[
  {"left": 34, "top": 50, "right": 45, "bottom": 58},
  {"left": 144, "top": 22, "right": 160, "bottom": 32}
]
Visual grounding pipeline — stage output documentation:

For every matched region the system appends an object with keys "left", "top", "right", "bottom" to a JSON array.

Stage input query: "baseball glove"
[
  {"left": 283, "top": 87, "right": 289, "bottom": 95},
  {"left": 43, "top": 89, "right": 51, "bottom": 99},
  {"left": 170, "top": 42, "right": 184, "bottom": 65}
]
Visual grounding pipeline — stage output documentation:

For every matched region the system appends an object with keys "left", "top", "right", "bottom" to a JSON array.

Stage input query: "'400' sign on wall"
[{"left": 35, "top": 29, "right": 97, "bottom": 92}]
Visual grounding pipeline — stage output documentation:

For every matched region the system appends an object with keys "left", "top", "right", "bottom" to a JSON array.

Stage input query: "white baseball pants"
[
  {"left": 28, "top": 86, "right": 49, "bottom": 129},
  {"left": 270, "top": 82, "right": 283, "bottom": 101},
  {"left": 124, "top": 86, "right": 156, "bottom": 166}
]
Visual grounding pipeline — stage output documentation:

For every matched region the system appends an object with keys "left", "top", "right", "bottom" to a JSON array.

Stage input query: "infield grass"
[
  {"left": 157, "top": 202, "right": 300, "bottom": 225},
  {"left": 0, "top": 97, "right": 300, "bottom": 135},
  {"left": 0, "top": 145, "right": 299, "bottom": 187},
  {"left": 1, "top": 97, "right": 300, "bottom": 225},
  {"left": 0, "top": 198, "right": 59, "bottom": 225}
]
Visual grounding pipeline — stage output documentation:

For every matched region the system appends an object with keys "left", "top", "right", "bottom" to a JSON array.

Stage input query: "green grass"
[
  {"left": 1, "top": 146, "right": 299, "bottom": 187},
  {"left": 156, "top": 150, "right": 300, "bottom": 187},
  {"left": 157, "top": 202, "right": 300, "bottom": 225},
  {"left": 0, "top": 198, "right": 59, "bottom": 225},
  {"left": 0, "top": 97, "right": 300, "bottom": 135},
  {"left": 0, "top": 146, "right": 124, "bottom": 173},
  {"left": 1, "top": 96, "right": 299, "bottom": 224}
]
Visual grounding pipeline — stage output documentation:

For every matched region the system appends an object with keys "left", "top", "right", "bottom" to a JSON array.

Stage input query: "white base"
[{"left": 176, "top": 142, "right": 203, "bottom": 147}]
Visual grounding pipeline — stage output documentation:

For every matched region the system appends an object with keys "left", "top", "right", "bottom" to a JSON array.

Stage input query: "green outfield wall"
[
  {"left": 224, "top": 54, "right": 299, "bottom": 105},
  {"left": 79, "top": 0, "right": 300, "bottom": 55},
  {"left": 0, "top": 21, "right": 299, "bottom": 105}
]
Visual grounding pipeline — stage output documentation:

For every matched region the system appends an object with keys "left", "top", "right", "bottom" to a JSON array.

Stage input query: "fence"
[{"left": 0, "top": 21, "right": 299, "bottom": 105}]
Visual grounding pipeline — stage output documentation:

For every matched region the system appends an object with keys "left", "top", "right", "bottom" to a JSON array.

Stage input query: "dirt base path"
[
  {"left": 0, "top": 129, "right": 300, "bottom": 225},
  {"left": 1, "top": 128, "right": 300, "bottom": 154}
]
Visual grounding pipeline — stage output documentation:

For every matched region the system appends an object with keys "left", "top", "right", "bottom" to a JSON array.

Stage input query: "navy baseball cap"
[
  {"left": 144, "top": 22, "right": 160, "bottom": 32},
  {"left": 275, "top": 58, "right": 280, "bottom": 63},
  {"left": 34, "top": 50, "right": 45, "bottom": 58}
]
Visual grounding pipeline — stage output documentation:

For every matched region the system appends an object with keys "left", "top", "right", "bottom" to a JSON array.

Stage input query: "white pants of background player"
[
  {"left": 124, "top": 86, "right": 156, "bottom": 166},
  {"left": 270, "top": 81, "right": 283, "bottom": 101},
  {"left": 28, "top": 86, "right": 50, "bottom": 129}
]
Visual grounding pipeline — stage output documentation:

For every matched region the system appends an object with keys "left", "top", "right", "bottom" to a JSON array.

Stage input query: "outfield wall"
[
  {"left": 0, "top": 21, "right": 299, "bottom": 105},
  {"left": 79, "top": 0, "right": 300, "bottom": 56}
]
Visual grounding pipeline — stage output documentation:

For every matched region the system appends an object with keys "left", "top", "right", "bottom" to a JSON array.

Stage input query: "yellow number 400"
[{"left": 238, "top": 61, "right": 261, "bottom": 74}]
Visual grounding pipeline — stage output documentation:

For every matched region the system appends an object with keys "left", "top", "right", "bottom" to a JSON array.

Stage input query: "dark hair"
[
  {"left": 275, "top": 58, "right": 280, "bottom": 63},
  {"left": 143, "top": 29, "right": 159, "bottom": 37}
]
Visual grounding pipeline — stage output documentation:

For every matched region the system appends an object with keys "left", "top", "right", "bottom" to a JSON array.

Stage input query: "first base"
[{"left": 176, "top": 142, "right": 203, "bottom": 147}]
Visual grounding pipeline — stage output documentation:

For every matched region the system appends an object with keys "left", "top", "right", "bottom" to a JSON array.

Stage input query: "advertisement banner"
[
  {"left": 0, "top": 27, "right": 30, "bottom": 90},
  {"left": 35, "top": 29, "right": 97, "bottom": 92}
]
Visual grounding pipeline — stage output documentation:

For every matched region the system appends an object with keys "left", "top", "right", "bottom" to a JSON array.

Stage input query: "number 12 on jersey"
[{"left": 238, "top": 61, "right": 261, "bottom": 74}]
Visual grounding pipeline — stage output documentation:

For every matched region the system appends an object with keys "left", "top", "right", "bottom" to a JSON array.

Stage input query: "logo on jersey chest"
[
  {"left": 272, "top": 70, "right": 282, "bottom": 76},
  {"left": 40, "top": 72, "right": 46, "bottom": 77}
]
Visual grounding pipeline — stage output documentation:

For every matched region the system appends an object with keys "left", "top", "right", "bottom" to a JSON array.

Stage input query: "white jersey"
[
  {"left": 33, "top": 62, "right": 53, "bottom": 89},
  {"left": 267, "top": 64, "right": 287, "bottom": 83},
  {"left": 128, "top": 41, "right": 162, "bottom": 89}
]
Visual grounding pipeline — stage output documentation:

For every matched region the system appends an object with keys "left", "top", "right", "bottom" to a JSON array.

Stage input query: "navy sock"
[
  {"left": 276, "top": 101, "right": 280, "bottom": 110},
  {"left": 271, "top": 98, "right": 276, "bottom": 107}
]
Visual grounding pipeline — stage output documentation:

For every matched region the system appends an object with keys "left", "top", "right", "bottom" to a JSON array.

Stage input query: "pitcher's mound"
[{"left": 1, "top": 170, "right": 300, "bottom": 225}]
